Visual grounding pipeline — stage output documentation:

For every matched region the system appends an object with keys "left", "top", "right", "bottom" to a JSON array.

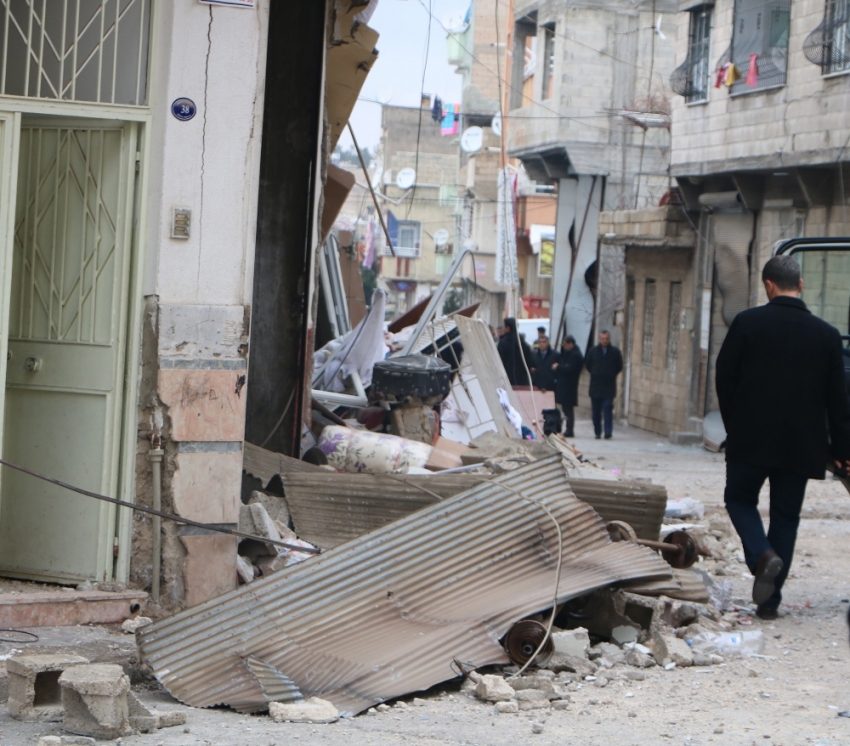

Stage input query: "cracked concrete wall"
[{"left": 132, "top": 2, "right": 271, "bottom": 608}]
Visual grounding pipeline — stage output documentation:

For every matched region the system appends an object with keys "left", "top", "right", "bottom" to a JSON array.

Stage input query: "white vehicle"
[{"left": 517, "top": 318, "right": 549, "bottom": 342}]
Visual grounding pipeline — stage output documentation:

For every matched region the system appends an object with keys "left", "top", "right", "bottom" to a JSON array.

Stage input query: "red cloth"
[
  {"left": 715, "top": 63, "right": 728, "bottom": 88},
  {"left": 746, "top": 54, "right": 759, "bottom": 87}
]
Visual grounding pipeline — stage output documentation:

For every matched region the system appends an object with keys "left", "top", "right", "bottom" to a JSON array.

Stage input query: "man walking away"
[
  {"left": 531, "top": 336, "right": 557, "bottom": 391},
  {"left": 585, "top": 330, "right": 623, "bottom": 440},
  {"left": 552, "top": 336, "right": 584, "bottom": 437},
  {"left": 716, "top": 255, "right": 850, "bottom": 620}
]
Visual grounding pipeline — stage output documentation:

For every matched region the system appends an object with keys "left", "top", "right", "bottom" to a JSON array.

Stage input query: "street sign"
[{"left": 171, "top": 98, "right": 197, "bottom": 121}]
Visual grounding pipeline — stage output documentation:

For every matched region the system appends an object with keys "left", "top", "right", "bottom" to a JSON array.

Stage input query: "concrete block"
[
  {"left": 158, "top": 369, "right": 247, "bottom": 441},
  {"left": 474, "top": 674, "right": 515, "bottom": 702},
  {"left": 7, "top": 654, "right": 89, "bottom": 721},
  {"left": 248, "top": 490, "right": 291, "bottom": 527},
  {"left": 269, "top": 697, "right": 339, "bottom": 723},
  {"left": 550, "top": 627, "right": 590, "bottom": 658},
  {"left": 59, "top": 663, "right": 130, "bottom": 739},
  {"left": 172, "top": 450, "right": 242, "bottom": 523},
  {"left": 179, "top": 534, "right": 238, "bottom": 607},
  {"left": 128, "top": 690, "right": 157, "bottom": 733},
  {"left": 238, "top": 503, "right": 281, "bottom": 557}
]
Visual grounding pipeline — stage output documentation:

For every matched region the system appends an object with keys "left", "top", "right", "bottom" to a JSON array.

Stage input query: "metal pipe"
[{"left": 149, "top": 437, "right": 164, "bottom": 603}]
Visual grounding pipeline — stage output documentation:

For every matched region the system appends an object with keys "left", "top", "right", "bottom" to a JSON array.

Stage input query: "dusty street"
[{"left": 5, "top": 419, "right": 850, "bottom": 746}]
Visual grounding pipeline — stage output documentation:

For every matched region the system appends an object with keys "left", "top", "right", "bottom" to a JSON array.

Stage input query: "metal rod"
[
  {"left": 0, "top": 456, "right": 320, "bottom": 554},
  {"left": 347, "top": 122, "right": 396, "bottom": 257},
  {"left": 149, "top": 440, "right": 163, "bottom": 602}
]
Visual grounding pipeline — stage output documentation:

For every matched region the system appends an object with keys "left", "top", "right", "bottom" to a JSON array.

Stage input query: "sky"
[{"left": 337, "top": 0, "right": 471, "bottom": 152}]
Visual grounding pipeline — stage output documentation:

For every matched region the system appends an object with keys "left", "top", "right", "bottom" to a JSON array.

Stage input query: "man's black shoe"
[
  {"left": 565, "top": 432, "right": 574, "bottom": 438},
  {"left": 756, "top": 604, "right": 778, "bottom": 621},
  {"left": 753, "top": 549, "right": 783, "bottom": 606},
  {"left": 595, "top": 434, "right": 601, "bottom": 439},
  {"left": 604, "top": 434, "right": 612, "bottom": 439}
]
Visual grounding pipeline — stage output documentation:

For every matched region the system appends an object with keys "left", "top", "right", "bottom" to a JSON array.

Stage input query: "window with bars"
[
  {"left": 804, "top": 0, "right": 850, "bottom": 74},
  {"left": 666, "top": 282, "right": 683, "bottom": 372},
  {"left": 728, "top": 0, "right": 791, "bottom": 93},
  {"left": 642, "top": 279, "right": 656, "bottom": 366},
  {"left": 0, "top": 0, "right": 151, "bottom": 106},
  {"left": 541, "top": 24, "right": 555, "bottom": 100},
  {"left": 670, "top": 7, "right": 712, "bottom": 102}
]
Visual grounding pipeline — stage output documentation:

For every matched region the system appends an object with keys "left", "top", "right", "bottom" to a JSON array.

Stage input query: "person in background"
[
  {"left": 532, "top": 326, "right": 547, "bottom": 350},
  {"left": 531, "top": 336, "right": 557, "bottom": 391},
  {"left": 552, "top": 335, "right": 583, "bottom": 437},
  {"left": 497, "top": 317, "right": 533, "bottom": 386},
  {"left": 584, "top": 330, "right": 623, "bottom": 440},
  {"left": 716, "top": 255, "right": 850, "bottom": 620}
]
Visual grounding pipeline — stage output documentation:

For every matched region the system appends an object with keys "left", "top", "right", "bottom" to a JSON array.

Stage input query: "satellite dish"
[
  {"left": 434, "top": 229, "right": 449, "bottom": 247},
  {"left": 492, "top": 113, "right": 502, "bottom": 137},
  {"left": 460, "top": 126, "right": 483, "bottom": 153},
  {"left": 396, "top": 167, "right": 416, "bottom": 190},
  {"left": 370, "top": 168, "right": 383, "bottom": 189}
]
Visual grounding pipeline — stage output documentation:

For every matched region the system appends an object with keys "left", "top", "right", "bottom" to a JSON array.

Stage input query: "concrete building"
[
  {"left": 506, "top": 0, "right": 679, "bottom": 354},
  {"left": 601, "top": 0, "right": 850, "bottom": 441},
  {"left": 0, "top": 0, "right": 378, "bottom": 611},
  {"left": 378, "top": 99, "right": 468, "bottom": 318}
]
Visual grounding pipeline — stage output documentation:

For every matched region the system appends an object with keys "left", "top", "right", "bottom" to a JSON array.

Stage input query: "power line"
[{"left": 409, "top": 0, "right": 433, "bottom": 217}]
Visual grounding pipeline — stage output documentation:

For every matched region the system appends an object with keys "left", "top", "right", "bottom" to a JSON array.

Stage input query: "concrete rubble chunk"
[
  {"left": 36, "top": 739, "right": 95, "bottom": 746},
  {"left": 510, "top": 676, "right": 569, "bottom": 700},
  {"left": 591, "top": 643, "right": 626, "bottom": 666},
  {"left": 474, "top": 674, "right": 515, "bottom": 702},
  {"left": 59, "top": 663, "right": 130, "bottom": 739},
  {"left": 268, "top": 697, "right": 339, "bottom": 724},
  {"left": 236, "top": 554, "right": 256, "bottom": 584},
  {"left": 128, "top": 690, "right": 158, "bottom": 733},
  {"left": 662, "top": 635, "right": 694, "bottom": 667},
  {"left": 518, "top": 699, "right": 551, "bottom": 711},
  {"left": 7, "top": 654, "right": 89, "bottom": 721},
  {"left": 611, "top": 625, "right": 639, "bottom": 645},
  {"left": 248, "top": 490, "right": 291, "bottom": 527},
  {"left": 238, "top": 503, "right": 281, "bottom": 557},
  {"left": 551, "top": 627, "right": 590, "bottom": 658},
  {"left": 120, "top": 616, "right": 153, "bottom": 634},
  {"left": 625, "top": 648, "right": 656, "bottom": 668},
  {"left": 495, "top": 700, "right": 518, "bottom": 714},
  {"left": 545, "top": 652, "right": 598, "bottom": 677},
  {"left": 514, "top": 689, "right": 548, "bottom": 702}
]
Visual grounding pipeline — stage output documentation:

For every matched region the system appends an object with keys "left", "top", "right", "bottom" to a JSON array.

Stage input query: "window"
[
  {"left": 804, "top": 0, "right": 850, "bottom": 74},
  {"left": 510, "top": 14, "right": 537, "bottom": 109},
  {"left": 642, "top": 279, "right": 656, "bottom": 366},
  {"left": 666, "top": 282, "right": 683, "bottom": 372},
  {"left": 671, "top": 8, "right": 713, "bottom": 102},
  {"left": 728, "top": 0, "right": 791, "bottom": 93},
  {"left": 541, "top": 25, "right": 556, "bottom": 100}
]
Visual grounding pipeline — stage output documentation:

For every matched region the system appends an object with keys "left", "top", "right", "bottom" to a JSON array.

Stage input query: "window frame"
[
  {"left": 728, "top": 0, "right": 791, "bottom": 96},
  {"left": 686, "top": 7, "right": 713, "bottom": 104}
]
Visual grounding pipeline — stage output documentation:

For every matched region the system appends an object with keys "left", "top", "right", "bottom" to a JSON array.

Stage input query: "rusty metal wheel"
[
  {"left": 503, "top": 620, "right": 554, "bottom": 667},
  {"left": 663, "top": 530, "right": 698, "bottom": 569}
]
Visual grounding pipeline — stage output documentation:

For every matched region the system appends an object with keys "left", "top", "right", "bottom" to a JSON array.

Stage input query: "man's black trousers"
[{"left": 723, "top": 461, "right": 808, "bottom": 610}]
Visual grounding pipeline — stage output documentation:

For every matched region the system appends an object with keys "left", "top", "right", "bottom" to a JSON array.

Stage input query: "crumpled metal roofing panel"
[
  {"left": 280, "top": 471, "right": 666, "bottom": 549},
  {"left": 138, "top": 456, "right": 671, "bottom": 716}
]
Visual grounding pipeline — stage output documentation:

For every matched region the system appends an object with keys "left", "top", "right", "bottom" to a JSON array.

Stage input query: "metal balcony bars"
[
  {"left": 670, "top": 7, "right": 712, "bottom": 102},
  {"left": 804, "top": 0, "right": 850, "bottom": 74}
]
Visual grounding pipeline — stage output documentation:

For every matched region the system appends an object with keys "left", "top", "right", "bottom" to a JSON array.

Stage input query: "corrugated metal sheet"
[
  {"left": 243, "top": 442, "right": 319, "bottom": 486},
  {"left": 139, "top": 456, "right": 671, "bottom": 716},
  {"left": 279, "top": 471, "right": 666, "bottom": 550},
  {"left": 624, "top": 568, "right": 710, "bottom": 603}
]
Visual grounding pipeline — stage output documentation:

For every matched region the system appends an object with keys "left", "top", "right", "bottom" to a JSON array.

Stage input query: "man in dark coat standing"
[
  {"left": 497, "top": 317, "right": 533, "bottom": 386},
  {"left": 716, "top": 255, "right": 850, "bottom": 619},
  {"left": 552, "top": 335, "right": 583, "bottom": 437},
  {"left": 585, "top": 330, "right": 623, "bottom": 439},
  {"left": 531, "top": 336, "right": 557, "bottom": 391}
]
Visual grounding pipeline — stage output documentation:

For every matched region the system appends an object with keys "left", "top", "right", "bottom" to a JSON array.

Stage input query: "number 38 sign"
[{"left": 171, "top": 98, "right": 197, "bottom": 122}]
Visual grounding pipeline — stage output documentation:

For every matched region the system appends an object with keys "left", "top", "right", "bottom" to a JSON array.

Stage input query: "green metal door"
[{"left": 0, "top": 120, "right": 136, "bottom": 583}]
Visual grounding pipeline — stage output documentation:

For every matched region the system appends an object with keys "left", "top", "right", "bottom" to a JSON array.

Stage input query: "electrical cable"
[
  {"left": 408, "top": 0, "right": 433, "bottom": 217},
  {"left": 0, "top": 457, "right": 321, "bottom": 554}
]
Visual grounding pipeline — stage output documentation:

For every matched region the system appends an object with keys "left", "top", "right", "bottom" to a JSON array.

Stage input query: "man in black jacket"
[
  {"left": 552, "top": 336, "right": 584, "bottom": 437},
  {"left": 585, "top": 330, "right": 623, "bottom": 439},
  {"left": 716, "top": 255, "right": 850, "bottom": 619},
  {"left": 531, "top": 336, "right": 557, "bottom": 391}
]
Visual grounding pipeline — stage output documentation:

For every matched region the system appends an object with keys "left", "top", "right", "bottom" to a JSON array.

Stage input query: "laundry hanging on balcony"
[{"left": 745, "top": 54, "right": 759, "bottom": 86}]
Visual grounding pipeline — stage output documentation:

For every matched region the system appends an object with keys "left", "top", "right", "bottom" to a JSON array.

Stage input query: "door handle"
[{"left": 24, "top": 357, "right": 42, "bottom": 372}]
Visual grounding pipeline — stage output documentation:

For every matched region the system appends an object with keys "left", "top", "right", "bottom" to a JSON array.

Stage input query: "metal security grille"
[
  {"left": 804, "top": 0, "right": 850, "bottom": 74},
  {"left": 729, "top": 0, "right": 791, "bottom": 93},
  {"left": 666, "top": 282, "right": 682, "bottom": 372},
  {"left": 12, "top": 125, "right": 124, "bottom": 344},
  {"left": 641, "top": 279, "right": 656, "bottom": 366},
  {"left": 670, "top": 8, "right": 712, "bottom": 101},
  {"left": 0, "top": 0, "right": 151, "bottom": 105}
]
